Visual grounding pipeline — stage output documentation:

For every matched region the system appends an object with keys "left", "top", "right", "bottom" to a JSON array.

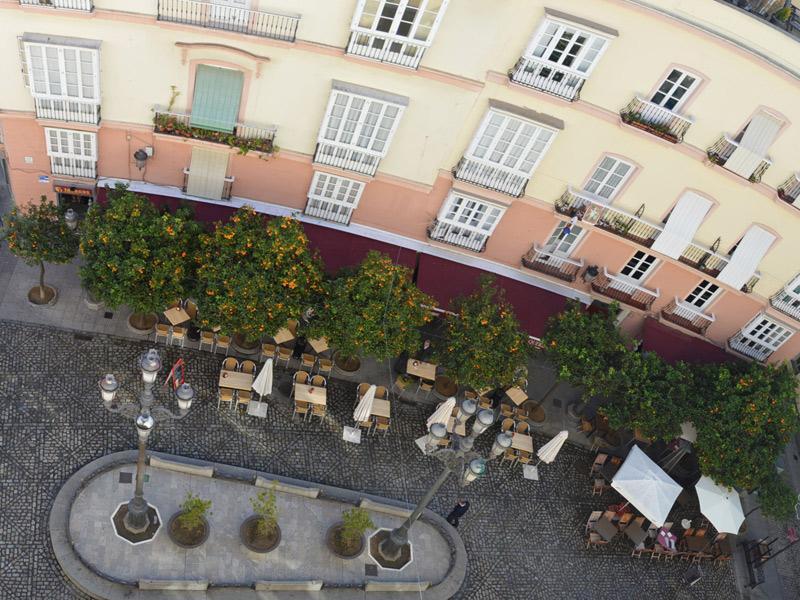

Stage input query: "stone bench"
[
  {"left": 365, "top": 581, "right": 430, "bottom": 592},
  {"left": 255, "top": 475, "right": 319, "bottom": 498},
  {"left": 255, "top": 580, "right": 323, "bottom": 591},
  {"left": 139, "top": 579, "right": 209, "bottom": 591},
  {"left": 149, "top": 456, "right": 214, "bottom": 478},
  {"left": 359, "top": 498, "right": 412, "bottom": 518}
]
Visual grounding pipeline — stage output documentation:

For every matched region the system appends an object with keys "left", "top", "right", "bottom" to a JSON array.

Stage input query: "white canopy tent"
[{"left": 611, "top": 446, "right": 683, "bottom": 527}]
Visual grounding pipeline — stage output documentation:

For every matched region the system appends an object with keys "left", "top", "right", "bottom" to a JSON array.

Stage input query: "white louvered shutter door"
[
  {"left": 717, "top": 226, "right": 775, "bottom": 289},
  {"left": 651, "top": 192, "right": 712, "bottom": 258}
]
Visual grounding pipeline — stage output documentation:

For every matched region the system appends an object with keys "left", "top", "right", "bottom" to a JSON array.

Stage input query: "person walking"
[{"left": 446, "top": 498, "right": 470, "bottom": 528}]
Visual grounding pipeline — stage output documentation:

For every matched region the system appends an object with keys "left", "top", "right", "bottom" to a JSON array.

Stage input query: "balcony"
[
  {"left": 153, "top": 108, "right": 276, "bottom": 154},
  {"left": 182, "top": 168, "right": 233, "bottom": 201},
  {"left": 620, "top": 96, "right": 692, "bottom": 143},
  {"left": 771, "top": 290, "right": 800, "bottom": 321},
  {"left": 707, "top": 135, "right": 771, "bottom": 182},
  {"left": 34, "top": 97, "right": 100, "bottom": 125},
  {"left": 157, "top": 0, "right": 299, "bottom": 42},
  {"left": 591, "top": 267, "right": 660, "bottom": 311},
  {"left": 313, "top": 141, "right": 381, "bottom": 177},
  {"left": 661, "top": 297, "right": 715, "bottom": 335},
  {"left": 304, "top": 199, "right": 353, "bottom": 225},
  {"left": 677, "top": 240, "right": 729, "bottom": 277},
  {"left": 509, "top": 56, "right": 586, "bottom": 101},
  {"left": 20, "top": 0, "right": 92, "bottom": 10},
  {"left": 50, "top": 157, "right": 96, "bottom": 179},
  {"left": 728, "top": 332, "right": 772, "bottom": 362},
  {"left": 427, "top": 219, "right": 488, "bottom": 253},
  {"left": 777, "top": 173, "right": 800, "bottom": 206},
  {"left": 453, "top": 156, "right": 528, "bottom": 197},
  {"left": 521, "top": 244, "right": 584, "bottom": 282},
  {"left": 346, "top": 32, "right": 426, "bottom": 69},
  {"left": 555, "top": 187, "right": 663, "bottom": 248}
]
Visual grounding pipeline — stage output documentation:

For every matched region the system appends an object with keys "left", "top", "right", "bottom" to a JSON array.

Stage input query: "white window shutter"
[
  {"left": 717, "top": 225, "right": 775, "bottom": 289},
  {"left": 724, "top": 111, "right": 782, "bottom": 178},
  {"left": 186, "top": 148, "right": 229, "bottom": 201},
  {"left": 651, "top": 192, "right": 712, "bottom": 258}
]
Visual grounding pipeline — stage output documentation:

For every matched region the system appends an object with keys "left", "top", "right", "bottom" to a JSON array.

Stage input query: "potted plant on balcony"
[
  {"left": 241, "top": 486, "right": 281, "bottom": 553},
  {"left": 195, "top": 208, "right": 324, "bottom": 352},
  {"left": 309, "top": 251, "right": 435, "bottom": 373},
  {"left": 79, "top": 185, "right": 201, "bottom": 334},
  {"left": 620, "top": 111, "right": 679, "bottom": 143},
  {"left": 1, "top": 197, "right": 78, "bottom": 307},
  {"left": 327, "top": 507, "right": 374, "bottom": 559},
  {"left": 168, "top": 492, "right": 212, "bottom": 549}
]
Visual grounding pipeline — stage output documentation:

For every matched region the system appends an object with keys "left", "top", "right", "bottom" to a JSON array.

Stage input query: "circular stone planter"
[
  {"left": 326, "top": 523, "right": 365, "bottom": 560},
  {"left": 167, "top": 512, "right": 210, "bottom": 549},
  {"left": 27, "top": 285, "right": 58, "bottom": 307},
  {"left": 83, "top": 288, "right": 104, "bottom": 311},
  {"left": 232, "top": 333, "right": 261, "bottom": 356},
  {"left": 333, "top": 352, "right": 361, "bottom": 374},
  {"left": 529, "top": 405, "right": 547, "bottom": 429},
  {"left": 240, "top": 516, "right": 281, "bottom": 554},
  {"left": 434, "top": 376, "right": 458, "bottom": 398},
  {"left": 126, "top": 312, "right": 158, "bottom": 335}
]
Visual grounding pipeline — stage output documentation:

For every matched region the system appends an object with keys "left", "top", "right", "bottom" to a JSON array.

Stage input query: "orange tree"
[
  {"left": 435, "top": 276, "right": 530, "bottom": 391},
  {"left": 79, "top": 187, "right": 200, "bottom": 328},
  {"left": 309, "top": 251, "right": 435, "bottom": 363},
  {"left": 194, "top": 208, "right": 324, "bottom": 342},
  {"left": 1, "top": 197, "right": 78, "bottom": 304}
]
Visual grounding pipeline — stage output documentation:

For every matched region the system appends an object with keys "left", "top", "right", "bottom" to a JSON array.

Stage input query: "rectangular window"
[
  {"left": 650, "top": 68, "right": 698, "bottom": 112},
  {"left": 44, "top": 127, "right": 96, "bottom": 178},
  {"left": 619, "top": 250, "right": 657, "bottom": 282},
  {"left": 430, "top": 192, "right": 505, "bottom": 252},
  {"left": 304, "top": 171, "right": 365, "bottom": 225},
  {"left": 772, "top": 274, "right": 800, "bottom": 319},
  {"left": 353, "top": 0, "right": 448, "bottom": 43},
  {"left": 185, "top": 147, "right": 230, "bottom": 201},
  {"left": 315, "top": 82, "right": 407, "bottom": 176},
  {"left": 190, "top": 65, "right": 243, "bottom": 133},
  {"left": 582, "top": 156, "right": 633, "bottom": 202},
  {"left": 543, "top": 219, "right": 584, "bottom": 256},
  {"left": 731, "top": 314, "right": 794, "bottom": 361},
  {"left": 717, "top": 225, "right": 775, "bottom": 290},
  {"left": 684, "top": 280, "right": 719, "bottom": 310},
  {"left": 651, "top": 191, "right": 712, "bottom": 258},
  {"left": 25, "top": 42, "right": 99, "bottom": 101},
  {"left": 527, "top": 19, "right": 608, "bottom": 74}
]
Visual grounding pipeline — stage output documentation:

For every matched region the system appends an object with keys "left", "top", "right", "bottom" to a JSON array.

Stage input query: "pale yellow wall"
[{"left": 1, "top": 0, "right": 800, "bottom": 298}]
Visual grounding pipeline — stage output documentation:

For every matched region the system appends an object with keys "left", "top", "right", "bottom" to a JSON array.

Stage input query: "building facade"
[{"left": 1, "top": 0, "right": 800, "bottom": 365}]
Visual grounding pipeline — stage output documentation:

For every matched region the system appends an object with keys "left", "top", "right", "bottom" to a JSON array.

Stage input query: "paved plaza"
[{"left": 0, "top": 319, "right": 740, "bottom": 599}]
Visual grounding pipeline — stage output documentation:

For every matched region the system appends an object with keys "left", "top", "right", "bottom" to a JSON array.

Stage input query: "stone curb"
[{"left": 50, "top": 450, "right": 467, "bottom": 600}]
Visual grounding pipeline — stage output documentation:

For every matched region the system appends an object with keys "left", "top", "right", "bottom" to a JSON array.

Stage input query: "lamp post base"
[
  {"left": 123, "top": 497, "right": 152, "bottom": 534},
  {"left": 371, "top": 529, "right": 413, "bottom": 570},
  {"left": 112, "top": 503, "right": 161, "bottom": 545}
]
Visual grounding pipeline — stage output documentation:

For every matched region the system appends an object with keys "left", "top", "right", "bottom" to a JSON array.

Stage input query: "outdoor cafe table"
[
  {"left": 273, "top": 327, "right": 295, "bottom": 345},
  {"left": 505, "top": 386, "right": 528, "bottom": 406},
  {"left": 511, "top": 432, "right": 534, "bottom": 453},
  {"left": 370, "top": 398, "right": 391, "bottom": 418},
  {"left": 308, "top": 337, "right": 329, "bottom": 353},
  {"left": 163, "top": 306, "right": 191, "bottom": 326},
  {"left": 294, "top": 383, "right": 327, "bottom": 406},
  {"left": 625, "top": 523, "right": 648, "bottom": 546},
  {"left": 594, "top": 516, "right": 618, "bottom": 542},
  {"left": 406, "top": 359, "right": 436, "bottom": 381},
  {"left": 683, "top": 535, "right": 710, "bottom": 552},
  {"left": 218, "top": 370, "right": 253, "bottom": 391}
]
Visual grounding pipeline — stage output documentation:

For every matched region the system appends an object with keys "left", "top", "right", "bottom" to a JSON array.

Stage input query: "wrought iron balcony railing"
[
  {"left": 304, "top": 198, "right": 353, "bottom": 225},
  {"left": 728, "top": 332, "right": 772, "bottom": 362},
  {"left": 509, "top": 56, "right": 586, "bottom": 101},
  {"left": 453, "top": 156, "right": 529, "bottom": 197},
  {"left": 777, "top": 173, "right": 800, "bottom": 206},
  {"left": 157, "top": 0, "right": 299, "bottom": 42},
  {"left": 590, "top": 267, "right": 660, "bottom": 311},
  {"left": 661, "top": 297, "right": 715, "bottom": 335},
  {"left": 34, "top": 97, "right": 100, "bottom": 124},
  {"left": 770, "top": 289, "right": 800, "bottom": 322},
  {"left": 620, "top": 96, "right": 692, "bottom": 143},
  {"left": 313, "top": 141, "right": 381, "bottom": 177},
  {"left": 707, "top": 135, "right": 771, "bottom": 182},
  {"left": 521, "top": 244, "right": 584, "bottom": 282},
  {"left": 427, "top": 219, "right": 488, "bottom": 253},
  {"left": 555, "top": 187, "right": 663, "bottom": 248},
  {"left": 346, "top": 31, "right": 426, "bottom": 69},
  {"left": 153, "top": 107, "right": 276, "bottom": 154},
  {"left": 50, "top": 157, "right": 96, "bottom": 179},
  {"left": 20, "top": 0, "right": 92, "bottom": 10}
]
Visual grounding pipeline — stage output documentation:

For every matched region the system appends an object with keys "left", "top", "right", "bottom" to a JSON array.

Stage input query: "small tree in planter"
[
  {"left": 195, "top": 208, "right": 324, "bottom": 346},
  {"left": 241, "top": 487, "right": 281, "bottom": 553},
  {"left": 328, "top": 507, "right": 374, "bottom": 559},
  {"left": 1, "top": 197, "right": 79, "bottom": 306},
  {"left": 310, "top": 251, "right": 436, "bottom": 372},
  {"left": 169, "top": 492, "right": 212, "bottom": 549},
  {"left": 435, "top": 276, "right": 530, "bottom": 393},
  {"left": 79, "top": 186, "right": 200, "bottom": 332}
]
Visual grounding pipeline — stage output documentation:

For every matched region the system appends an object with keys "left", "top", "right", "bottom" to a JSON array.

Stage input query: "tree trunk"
[{"left": 38, "top": 261, "right": 46, "bottom": 303}]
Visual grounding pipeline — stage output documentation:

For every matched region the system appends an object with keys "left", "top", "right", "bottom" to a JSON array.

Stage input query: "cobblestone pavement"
[{"left": 0, "top": 320, "right": 738, "bottom": 599}]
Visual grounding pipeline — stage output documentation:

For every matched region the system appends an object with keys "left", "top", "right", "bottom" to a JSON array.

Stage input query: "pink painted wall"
[{"left": 1, "top": 116, "right": 55, "bottom": 206}]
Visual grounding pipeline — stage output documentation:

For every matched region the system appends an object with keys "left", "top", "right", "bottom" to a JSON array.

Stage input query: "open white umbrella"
[
  {"left": 252, "top": 358, "right": 273, "bottom": 399},
  {"left": 536, "top": 430, "right": 568, "bottom": 465},
  {"left": 427, "top": 397, "right": 456, "bottom": 429},
  {"left": 353, "top": 384, "right": 376, "bottom": 424},
  {"left": 695, "top": 476, "right": 744, "bottom": 534},
  {"left": 611, "top": 446, "right": 682, "bottom": 527}
]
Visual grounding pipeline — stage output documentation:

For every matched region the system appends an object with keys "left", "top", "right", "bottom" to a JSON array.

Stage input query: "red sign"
[
  {"left": 54, "top": 185, "right": 93, "bottom": 197},
  {"left": 164, "top": 359, "right": 186, "bottom": 391}
]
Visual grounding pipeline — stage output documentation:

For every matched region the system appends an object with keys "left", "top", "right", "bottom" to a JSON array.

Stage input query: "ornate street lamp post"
[
  {"left": 99, "top": 348, "right": 194, "bottom": 539},
  {"left": 373, "top": 407, "right": 501, "bottom": 567}
]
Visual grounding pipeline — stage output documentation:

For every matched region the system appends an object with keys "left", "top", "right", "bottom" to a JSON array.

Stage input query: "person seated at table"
[{"left": 415, "top": 339, "right": 433, "bottom": 361}]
